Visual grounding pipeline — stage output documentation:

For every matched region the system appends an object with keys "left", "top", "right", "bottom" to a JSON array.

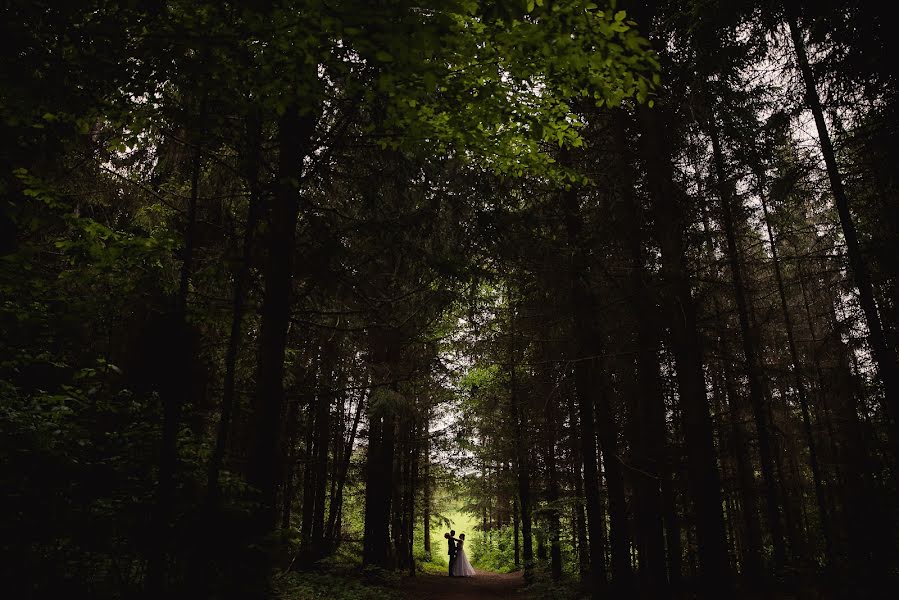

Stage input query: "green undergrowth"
[
  {"left": 526, "top": 580, "right": 584, "bottom": 600},
  {"left": 276, "top": 570, "right": 405, "bottom": 600},
  {"left": 523, "top": 562, "right": 585, "bottom": 600},
  {"left": 274, "top": 540, "right": 402, "bottom": 600}
]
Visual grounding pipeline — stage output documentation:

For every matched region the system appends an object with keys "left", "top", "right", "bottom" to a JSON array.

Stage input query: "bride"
[{"left": 451, "top": 533, "right": 476, "bottom": 577}]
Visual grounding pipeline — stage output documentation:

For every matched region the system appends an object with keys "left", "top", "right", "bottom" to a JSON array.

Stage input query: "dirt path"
[{"left": 400, "top": 570, "right": 528, "bottom": 600}]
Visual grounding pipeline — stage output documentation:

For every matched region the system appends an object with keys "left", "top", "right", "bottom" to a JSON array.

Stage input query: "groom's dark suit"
[{"left": 447, "top": 536, "right": 457, "bottom": 576}]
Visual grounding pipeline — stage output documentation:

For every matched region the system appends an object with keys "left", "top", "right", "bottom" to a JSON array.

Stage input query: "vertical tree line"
[{"left": 2, "top": 1, "right": 897, "bottom": 598}]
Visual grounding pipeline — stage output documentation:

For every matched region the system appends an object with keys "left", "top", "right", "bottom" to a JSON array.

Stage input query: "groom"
[{"left": 446, "top": 530, "right": 458, "bottom": 576}]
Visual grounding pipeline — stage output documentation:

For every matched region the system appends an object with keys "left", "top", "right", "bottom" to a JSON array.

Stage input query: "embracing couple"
[{"left": 444, "top": 530, "right": 476, "bottom": 577}]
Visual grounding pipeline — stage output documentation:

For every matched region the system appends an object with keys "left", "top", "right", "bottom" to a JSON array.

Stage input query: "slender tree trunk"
[
  {"left": 638, "top": 104, "right": 731, "bottom": 591},
  {"left": 541, "top": 361, "right": 563, "bottom": 581},
  {"left": 422, "top": 410, "right": 431, "bottom": 559},
  {"left": 327, "top": 386, "right": 343, "bottom": 539},
  {"left": 626, "top": 293, "right": 669, "bottom": 590},
  {"left": 561, "top": 183, "right": 608, "bottom": 595},
  {"left": 661, "top": 459, "right": 682, "bottom": 587},
  {"left": 148, "top": 101, "right": 205, "bottom": 593},
  {"left": 363, "top": 406, "right": 396, "bottom": 567},
  {"left": 717, "top": 315, "right": 762, "bottom": 579},
  {"left": 567, "top": 393, "right": 590, "bottom": 580},
  {"left": 536, "top": 527, "right": 547, "bottom": 562},
  {"left": 392, "top": 422, "right": 407, "bottom": 569},
  {"left": 710, "top": 122, "right": 787, "bottom": 571},
  {"left": 823, "top": 266, "right": 892, "bottom": 577},
  {"left": 799, "top": 265, "right": 870, "bottom": 574},
  {"left": 595, "top": 369, "right": 632, "bottom": 590},
  {"left": 786, "top": 4, "right": 899, "bottom": 463},
  {"left": 574, "top": 351, "right": 609, "bottom": 596},
  {"left": 326, "top": 387, "right": 366, "bottom": 544},
  {"left": 299, "top": 357, "right": 318, "bottom": 549},
  {"left": 509, "top": 296, "right": 535, "bottom": 583},
  {"left": 696, "top": 143, "right": 764, "bottom": 582},
  {"left": 300, "top": 385, "right": 316, "bottom": 547},
  {"left": 363, "top": 411, "right": 383, "bottom": 565},
  {"left": 513, "top": 495, "right": 521, "bottom": 569},
  {"left": 408, "top": 422, "right": 419, "bottom": 577},
  {"left": 207, "top": 109, "right": 262, "bottom": 507},
  {"left": 311, "top": 343, "right": 334, "bottom": 551},
  {"left": 248, "top": 108, "right": 316, "bottom": 536},
  {"left": 752, "top": 166, "right": 834, "bottom": 566},
  {"left": 610, "top": 112, "right": 668, "bottom": 590},
  {"left": 282, "top": 396, "right": 301, "bottom": 530}
]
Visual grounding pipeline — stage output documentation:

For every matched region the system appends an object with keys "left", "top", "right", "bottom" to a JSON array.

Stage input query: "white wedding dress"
[{"left": 451, "top": 540, "right": 476, "bottom": 577}]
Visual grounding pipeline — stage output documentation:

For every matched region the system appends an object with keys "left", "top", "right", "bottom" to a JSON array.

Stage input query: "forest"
[{"left": 2, "top": 1, "right": 898, "bottom": 599}]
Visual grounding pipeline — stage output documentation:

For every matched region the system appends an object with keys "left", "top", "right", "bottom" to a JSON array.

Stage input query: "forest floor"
[{"left": 400, "top": 570, "right": 528, "bottom": 600}]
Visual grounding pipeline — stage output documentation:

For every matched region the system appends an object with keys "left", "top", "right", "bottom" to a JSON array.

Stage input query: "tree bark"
[
  {"left": 326, "top": 386, "right": 366, "bottom": 544},
  {"left": 567, "top": 392, "right": 590, "bottom": 580},
  {"left": 638, "top": 104, "right": 731, "bottom": 591},
  {"left": 148, "top": 99, "right": 205, "bottom": 594},
  {"left": 207, "top": 109, "right": 262, "bottom": 507},
  {"left": 248, "top": 108, "right": 316, "bottom": 535},
  {"left": 422, "top": 409, "right": 431, "bottom": 558},
  {"left": 540, "top": 360, "right": 563, "bottom": 581},
  {"left": 611, "top": 113, "right": 669, "bottom": 590},
  {"left": 408, "top": 421, "right": 419, "bottom": 576},
  {"left": 595, "top": 369, "right": 632, "bottom": 590},
  {"left": 709, "top": 121, "right": 787, "bottom": 571},
  {"left": 363, "top": 403, "right": 396, "bottom": 567},
  {"left": 786, "top": 3, "right": 899, "bottom": 464},
  {"left": 311, "top": 342, "right": 335, "bottom": 551},
  {"left": 300, "top": 384, "right": 316, "bottom": 549},
  {"left": 509, "top": 295, "right": 535, "bottom": 583},
  {"left": 561, "top": 183, "right": 609, "bottom": 595},
  {"left": 754, "top": 166, "right": 833, "bottom": 566},
  {"left": 513, "top": 495, "right": 521, "bottom": 569}
]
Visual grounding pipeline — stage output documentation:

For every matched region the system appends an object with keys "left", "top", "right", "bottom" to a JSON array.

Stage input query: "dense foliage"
[{"left": 2, "top": 1, "right": 898, "bottom": 599}]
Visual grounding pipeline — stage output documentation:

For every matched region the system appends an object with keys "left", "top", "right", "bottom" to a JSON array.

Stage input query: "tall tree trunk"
[
  {"left": 282, "top": 395, "right": 302, "bottom": 530},
  {"left": 638, "top": 104, "right": 731, "bottom": 591},
  {"left": 595, "top": 369, "right": 632, "bottom": 590},
  {"left": 700, "top": 190, "right": 764, "bottom": 582},
  {"left": 408, "top": 422, "right": 419, "bottom": 577},
  {"left": 248, "top": 108, "right": 316, "bottom": 535},
  {"left": 540, "top": 361, "right": 563, "bottom": 581},
  {"left": 422, "top": 410, "right": 431, "bottom": 559},
  {"left": 392, "top": 422, "right": 408, "bottom": 570},
  {"left": 786, "top": 3, "right": 899, "bottom": 464},
  {"left": 311, "top": 342, "right": 335, "bottom": 551},
  {"left": 562, "top": 183, "right": 609, "bottom": 595},
  {"left": 709, "top": 122, "right": 786, "bottom": 571},
  {"left": 363, "top": 404, "right": 396, "bottom": 567},
  {"left": 327, "top": 384, "right": 344, "bottom": 539},
  {"left": 567, "top": 393, "right": 590, "bottom": 580},
  {"left": 363, "top": 411, "right": 383, "bottom": 565},
  {"left": 661, "top": 457, "right": 682, "bottom": 587},
  {"left": 719, "top": 317, "right": 762, "bottom": 578},
  {"left": 820, "top": 264, "right": 891, "bottom": 577},
  {"left": 509, "top": 296, "right": 535, "bottom": 583},
  {"left": 207, "top": 109, "right": 262, "bottom": 507},
  {"left": 611, "top": 113, "right": 669, "bottom": 590},
  {"left": 148, "top": 100, "right": 205, "bottom": 594},
  {"left": 300, "top": 386, "right": 316, "bottom": 549},
  {"left": 753, "top": 166, "right": 834, "bottom": 567},
  {"left": 326, "top": 387, "right": 366, "bottom": 544}
]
